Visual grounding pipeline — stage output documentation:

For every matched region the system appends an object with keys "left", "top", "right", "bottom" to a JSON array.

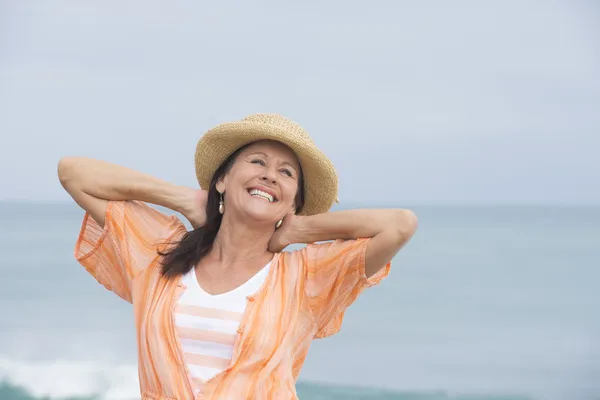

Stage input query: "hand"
[
  {"left": 181, "top": 188, "right": 208, "bottom": 229},
  {"left": 268, "top": 213, "right": 297, "bottom": 253}
]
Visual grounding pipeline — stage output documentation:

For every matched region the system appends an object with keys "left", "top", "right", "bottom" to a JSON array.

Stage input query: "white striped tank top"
[{"left": 174, "top": 262, "right": 271, "bottom": 393}]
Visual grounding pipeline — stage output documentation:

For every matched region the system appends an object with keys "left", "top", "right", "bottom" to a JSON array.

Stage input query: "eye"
[
  {"left": 250, "top": 159, "right": 266, "bottom": 166},
  {"left": 280, "top": 168, "right": 293, "bottom": 177}
]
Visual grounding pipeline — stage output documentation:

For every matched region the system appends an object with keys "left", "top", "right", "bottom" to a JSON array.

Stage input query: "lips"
[{"left": 247, "top": 187, "right": 278, "bottom": 203}]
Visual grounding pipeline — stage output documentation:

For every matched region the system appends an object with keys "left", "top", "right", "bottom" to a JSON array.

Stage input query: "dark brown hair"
[{"left": 159, "top": 143, "right": 305, "bottom": 278}]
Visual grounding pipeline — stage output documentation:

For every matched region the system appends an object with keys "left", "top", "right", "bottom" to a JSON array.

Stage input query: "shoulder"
[
  {"left": 280, "top": 239, "right": 370, "bottom": 263},
  {"left": 301, "top": 238, "right": 370, "bottom": 266},
  {"left": 277, "top": 239, "right": 370, "bottom": 282}
]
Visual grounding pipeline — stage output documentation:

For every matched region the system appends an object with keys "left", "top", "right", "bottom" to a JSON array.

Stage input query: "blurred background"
[{"left": 0, "top": 1, "right": 598, "bottom": 399}]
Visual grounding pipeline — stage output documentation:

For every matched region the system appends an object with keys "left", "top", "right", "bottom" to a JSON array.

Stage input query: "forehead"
[{"left": 240, "top": 140, "right": 300, "bottom": 167}]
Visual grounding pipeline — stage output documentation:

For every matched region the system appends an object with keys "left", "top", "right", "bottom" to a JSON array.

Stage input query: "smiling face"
[{"left": 215, "top": 140, "right": 303, "bottom": 226}]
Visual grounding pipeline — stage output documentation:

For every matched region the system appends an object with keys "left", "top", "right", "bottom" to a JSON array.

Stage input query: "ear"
[{"left": 216, "top": 178, "right": 226, "bottom": 194}]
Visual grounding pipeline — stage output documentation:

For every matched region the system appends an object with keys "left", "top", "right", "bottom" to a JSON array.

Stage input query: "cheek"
[
  {"left": 281, "top": 181, "right": 298, "bottom": 205},
  {"left": 225, "top": 169, "right": 248, "bottom": 189}
]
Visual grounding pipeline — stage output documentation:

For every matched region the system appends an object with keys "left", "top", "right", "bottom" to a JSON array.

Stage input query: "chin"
[{"left": 239, "top": 205, "right": 279, "bottom": 226}]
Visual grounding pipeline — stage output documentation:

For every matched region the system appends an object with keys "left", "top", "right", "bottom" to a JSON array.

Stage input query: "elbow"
[
  {"left": 391, "top": 209, "right": 418, "bottom": 242},
  {"left": 57, "top": 156, "right": 78, "bottom": 188}
]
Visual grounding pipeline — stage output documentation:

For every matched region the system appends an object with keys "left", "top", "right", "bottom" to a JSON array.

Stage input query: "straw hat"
[{"left": 194, "top": 113, "right": 338, "bottom": 216}]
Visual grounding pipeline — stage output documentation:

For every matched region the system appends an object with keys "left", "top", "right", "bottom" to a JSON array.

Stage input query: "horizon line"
[{"left": 1, "top": 199, "right": 598, "bottom": 207}]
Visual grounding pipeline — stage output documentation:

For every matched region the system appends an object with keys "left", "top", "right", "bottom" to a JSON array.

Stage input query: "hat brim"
[{"left": 194, "top": 121, "right": 338, "bottom": 216}]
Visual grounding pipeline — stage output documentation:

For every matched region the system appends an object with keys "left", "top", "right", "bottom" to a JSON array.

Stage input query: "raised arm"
[
  {"left": 57, "top": 156, "right": 205, "bottom": 228},
  {"left": 272, "top": 208, "right": 417, "bottom": 278}
]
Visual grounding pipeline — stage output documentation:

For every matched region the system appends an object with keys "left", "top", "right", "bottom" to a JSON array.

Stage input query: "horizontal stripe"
[
  {"left": 176, "top": 304, "right": 243, "bottom": 322},
  {"left": 184, "top": 352, "right": 230, "bottom": 370},
  {"left": 174, "top": 313, "right": 239, "bottom": 334},
  {"left": 188, "top": 364, "right": 223, "bottom": 381},
  {"left": 192, "top": 376, "right": 205, "bottom": 387},
  {"left": 178, "top": 290, "right": 250, "bottom": 314},
  {"left": 177, "top": 327, "right": 236, "bottom": 346},
  {"left": 179, "top": 338, "right": 234, "bottom": 359}
]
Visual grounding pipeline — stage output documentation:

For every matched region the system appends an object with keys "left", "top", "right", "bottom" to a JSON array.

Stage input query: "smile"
[{"left": 247, "top": 188, "right": 278, "bottom": 203}]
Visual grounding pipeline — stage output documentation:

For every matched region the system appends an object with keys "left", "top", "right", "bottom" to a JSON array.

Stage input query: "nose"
[{"left": 260, "top": 167, "right": 278, "bottom": 185}]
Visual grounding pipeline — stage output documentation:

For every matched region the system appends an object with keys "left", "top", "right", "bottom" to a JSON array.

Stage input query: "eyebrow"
[{"left": 248, "top": 152, "right": 299, "bottom": 171}]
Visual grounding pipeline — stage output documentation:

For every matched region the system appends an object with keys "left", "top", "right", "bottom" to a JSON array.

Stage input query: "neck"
[{"left": 210, "top": 213, "right": 274, "bottom": 267}]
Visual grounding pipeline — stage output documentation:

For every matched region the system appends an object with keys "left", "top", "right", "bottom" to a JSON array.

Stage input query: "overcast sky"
[{"left": 1, "top": 1, "right": 598, "bottom": 205}]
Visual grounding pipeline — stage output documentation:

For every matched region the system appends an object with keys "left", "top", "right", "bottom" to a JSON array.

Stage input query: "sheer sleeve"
[
  {"left": 74, "top": 200, "right": 185, "bottom": 302},
  {"left": 303, "top": 238, "right": 391, "bottom": 338}
]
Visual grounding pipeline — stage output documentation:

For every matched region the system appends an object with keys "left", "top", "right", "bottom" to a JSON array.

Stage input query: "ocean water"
[{"left": 0, "top": 202, "right": 598, "bottom": 400}]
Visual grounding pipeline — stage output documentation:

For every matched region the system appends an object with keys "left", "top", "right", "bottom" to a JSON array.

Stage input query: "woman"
[{"left": 58, "top": 114, "right": 418, "bottom": 399}]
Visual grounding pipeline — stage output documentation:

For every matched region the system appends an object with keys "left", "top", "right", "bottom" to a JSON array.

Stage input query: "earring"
[
  {"left": 218, "top": 193, "right": 224, "bottom": 214},
  {"left": 275, "top": 218, "right": 283, "bottom": 229}
]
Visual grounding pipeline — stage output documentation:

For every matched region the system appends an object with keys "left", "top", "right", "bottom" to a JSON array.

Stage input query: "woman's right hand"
[{"left": 181, "top": 188, "right": 208, "bottom": 229}]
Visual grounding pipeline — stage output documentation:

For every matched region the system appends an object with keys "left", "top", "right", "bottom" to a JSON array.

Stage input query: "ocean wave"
[
  {"left": 0, "top": 358, "right": 137, "bottom": 400},
  {"left": 0, "top": 357, "right": 536, "bottom": 400}
]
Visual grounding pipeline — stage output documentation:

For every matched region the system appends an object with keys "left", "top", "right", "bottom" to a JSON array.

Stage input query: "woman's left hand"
[{"left": 268, "top": 214, "right": 297, "bottom": 253}]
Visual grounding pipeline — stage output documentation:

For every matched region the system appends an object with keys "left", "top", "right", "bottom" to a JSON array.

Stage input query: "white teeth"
[{"left": 249, "top": 189, "right": 275, "bottom": 203}]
